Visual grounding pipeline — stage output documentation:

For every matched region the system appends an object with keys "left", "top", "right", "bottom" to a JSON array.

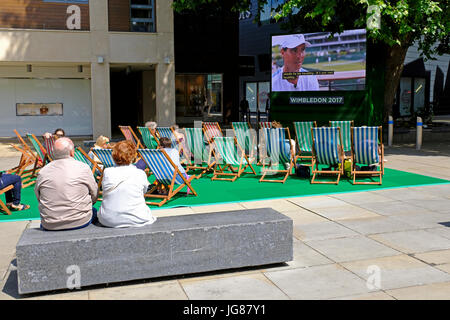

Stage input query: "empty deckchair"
[
  {"left": 202, "top": 122, "right": 223, "bottom": 144},
  {"left": 183, "top": 127, "right": 216, "bottom": 178},
  {"left": 293, "top": 121, "right": 317, "bottom": 166},
  {"left": 259, "top": 127, "right": 294, "bottom": 183},
  {"left": 0, "top": 185, "right": 14, "bottom": 215},
  {"left": 330, "top": 120, "right": 354, "bottom": 154},
  {"left": 137, "top": 126, "right": 159, "bottom": 149},
  {"left": 231, "top": 121, "right": 256, "bottom": 160},
  {"left": 138, "top": 148, "right": 197, "bottom": 207},
  {"left": 212, "top": 137, "right": 256, "bottom": 182},
  {"left": 351, "top": 126, "right": 384, "bottom": 185},
  {"left": 310, "top": 127, "right": 344, "bottom": 184},
  {"left": 119, "top": 125, "right": 144, "bottom": 149},
  {"left": 259, "top": 122, "right": 272, "bottom": 129},
  {"left": 8, "top": 129, "right": 36, "bottom": 180}
]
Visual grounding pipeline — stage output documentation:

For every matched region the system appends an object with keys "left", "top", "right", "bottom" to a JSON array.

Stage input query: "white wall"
[
  {"left": 0, "top": 78, "right": 92, "bottom": 137},
  {"left": 405, "top": 42, "right": 450, "bottom": 102}
]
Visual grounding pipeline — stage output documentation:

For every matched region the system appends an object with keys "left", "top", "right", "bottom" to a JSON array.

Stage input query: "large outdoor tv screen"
[{"left": 271, "top": 29, "right": 366, "bottom": 92}]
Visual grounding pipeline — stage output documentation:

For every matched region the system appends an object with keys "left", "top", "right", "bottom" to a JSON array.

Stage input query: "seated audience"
[
  {"left": 0, "top": 172, "right": 30, "bottom": 211},
  {"left": 171, "top": 124, "right": 189, "bottom": 161},
  {"left": 134, "top": 121, "right": 159, "bottom": 171},
  {"left": 97, "top": 140, "right": 156, "bottom": 228},
  {"left": 35, "top": 137, "right": 98, "bottom": 231},
  {"left": 89, "top": 135, "right": 110, "bottom": 166},
  {"left": 43, "top": 128, "right": 66, "bottom": 140}
]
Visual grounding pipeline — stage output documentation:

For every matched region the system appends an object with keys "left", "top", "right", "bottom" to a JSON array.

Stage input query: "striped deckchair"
[
  {"left": 211, "top": 137, "right": 256, "bottom": 182},
  {"left": 25, "top": 133, "right": 51, "bottom": 184},
  {"left": 43, "top": 134, "right": 56, "bottom": 161},
  {"left": 231, "top": 121, "right": 256, "bottom": 160},
  {"left": 310, "top": 127, "right": 344, "bottom": 184},
  {"left": 351, "top": 126, "right": 384, "bottom": 185},
  {"left": 293, "top": 121, "right": 317, "bottom": 166},
  {"left": 119, "top": 125, "right": 144, "bottom": 149},
  {"left": 259, "top": 122, "right": 272, "bottom": 129},
  {"left": 74, "top": 147, "right": 100, "bottom": 176},
  {"left": 183, "top": 127, "right": 215, "bottom": 178},
  {"left": 137, "top": 126, "right": 159, "bottom": 149},
  {"left": 202, "top": 122, "right": 223, "bottom": 144},
  {"left": 91, "top": 148, "right": 116, "bottom": 189},
  {"left": 330, "top": 120, "right": 354, "bottom": 154},
  {"left": 138, "top": 149, "right": 197, "bottom": 206},
  {"left": 156, "top": 127, "right": 179, "bottom": 149},
  {"left": 259, "top": 127, "right": 294, "bottom": 183},
  {"left": 7, "top": 129, "right": 37, "bottom": 182}
]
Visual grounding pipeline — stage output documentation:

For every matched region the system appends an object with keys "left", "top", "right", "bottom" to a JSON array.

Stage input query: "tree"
[{"left": 173, "top": 0, "right": 449, "bottom": 122}]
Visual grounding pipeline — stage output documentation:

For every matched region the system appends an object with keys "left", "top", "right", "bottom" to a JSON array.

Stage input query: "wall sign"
[{"left": 16, "top": 103, "right": 63, "bottom": 116}]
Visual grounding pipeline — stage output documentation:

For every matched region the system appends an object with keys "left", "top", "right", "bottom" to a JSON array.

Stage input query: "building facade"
[{"left": 0, "top": 0, "right": 175, "bottom": 137}]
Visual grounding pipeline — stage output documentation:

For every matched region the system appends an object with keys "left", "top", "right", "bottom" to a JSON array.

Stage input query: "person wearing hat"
[{"left": 272, "top": 34, "right": 319, "bottom": 91}]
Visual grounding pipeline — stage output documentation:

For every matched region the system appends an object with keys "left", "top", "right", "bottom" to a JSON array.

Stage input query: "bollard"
[
  {"left": 416, "top": 116, "right": 422, "bottom": 150},
  {"left": 388, "top": 115, "right": 393, "bottom": 147}
]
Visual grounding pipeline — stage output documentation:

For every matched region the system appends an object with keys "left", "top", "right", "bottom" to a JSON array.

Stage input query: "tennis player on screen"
[{"left": 272, "top": 34, "right": 319, "bottom": 91}]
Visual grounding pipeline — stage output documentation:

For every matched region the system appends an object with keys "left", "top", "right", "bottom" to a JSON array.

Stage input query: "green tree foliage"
[{"left": 173, "top": 0, "right": 449, "bottom": 120}]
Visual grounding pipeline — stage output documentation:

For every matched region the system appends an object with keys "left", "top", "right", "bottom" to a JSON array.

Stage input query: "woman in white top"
[{"left": 97, "top": 140, "right": 156, "bottom": 228}]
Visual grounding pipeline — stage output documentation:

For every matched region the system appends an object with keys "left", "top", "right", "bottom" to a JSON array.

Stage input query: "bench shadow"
[
  {"left": 438, "top": 221, "right": 450, "bottom": 227},
  {"left": 4, "top": 261, "right": 288, "bottom": 299}
]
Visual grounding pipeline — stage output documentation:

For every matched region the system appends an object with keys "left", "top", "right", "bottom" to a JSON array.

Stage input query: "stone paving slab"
[
  {"left": 264, "top": 264, "right": 373, "bottom": 300},
  {"left": 180, "top": 273, "right": 290, "bottom": 300},
  {"left": 436, "top": 264, "right": 450, "bottom": 274},
  {"left": 0, "top": 221, "right": 28, "bottom": 281},
  {"left": 385, "top": 281, "right": 450, "bottom": 300},
  {"left": 413, "top": 249, "right": 450, "bottom": 265},
  {"left": 293, "top": 221, "right": 358, "bottom": 242},
  {"left": 370, "top": 229, "right": 450, "bottom": 254},
  {"left": 88, "top": 280, "right": 188, "bottom": 300},
  {"left": 354, "top": 201, "right": 437, "bottom": 216},
  {"left": 278, "top": 209, "right": 328, "bottom": 226},
  {"left": 330, "top": 192, "right": 394, "bottom": 206},
  {"left": 305, "top": 236, "right": 401, "bottom": 263},
  {"left": 429, "top": 227, "right": 450, "bottom": 240},
  {"left": 370, "top": 187, "right": 444, "bottom": 201},
  {"left": 240, "top": 199, "right": 302, "bottom": 213},
  {"left": 309, "top": 205, "right": 381, "bottom": 221},
  {"left": 338, "top": 216, "right": 424, "bottom": 235},
  {"left": 331, "top": 291, "right": 395, "bottom": 300},
  {"left": 341, "top": 255, "right": 450, "bottom": 291},
  {"left": 287, "top": 196, "right": 350, "bottom": 210},
  {"left": 389, "top": 212, "right": 450, "bottom": 229},
  {"left": 404, "top": 199, "right": 450, "bottom": 213}
]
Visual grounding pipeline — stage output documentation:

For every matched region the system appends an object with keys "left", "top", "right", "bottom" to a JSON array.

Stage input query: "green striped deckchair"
[
  {"left": 74, "top": 147, "right": 102, "bottom": 191},
  {"left": 183, "top": 127, "right": 215, "bottom": 178},
  {"left": 25, "top": 133, "right": 50, "bottom": 183},
  {"left": 211, "top": 137, "right": 256, "bottom": 182},
  {"left": 259, "top": 127, "right": 294, "bottom": 183},
  {"left": 311, "top": 127, "right": 344, "bottom": 184},
  {"left": 351, "top": 126, "right": 384, "bottom": 185},
  {"left": 138, "top": 148, "right": 197, "bottom": 206},
  {"left": 231, "top": 122, "right": 256, "bottom": 160},
  {"left": 293, "top": 121, "right": 316, "bottom": 166},
  {"left": 137, "top": 126, "right": 159, "bottom": 149},
  {"left": 330, "top": 120, "right": 354, "bottom": 153}
]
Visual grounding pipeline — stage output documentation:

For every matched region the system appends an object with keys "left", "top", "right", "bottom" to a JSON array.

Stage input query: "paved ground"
[{"left": 1, "top": 138, "right": 450, "bottom": 300}]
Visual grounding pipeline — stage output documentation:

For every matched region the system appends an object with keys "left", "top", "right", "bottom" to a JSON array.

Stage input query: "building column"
[
  {"left": 155, "top": 58, "right": 176, "bottom": 127},
  {"left": 89, "top": 0, "right": 111, "bottom": 137}
]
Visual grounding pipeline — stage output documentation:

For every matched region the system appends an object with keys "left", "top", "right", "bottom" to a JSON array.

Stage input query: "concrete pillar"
[
  {"left": 89, "top": 0, "right": 111, "bottom": 138},
  {"left": 155, "top": 62, "right": 175, "bottom": 127}
]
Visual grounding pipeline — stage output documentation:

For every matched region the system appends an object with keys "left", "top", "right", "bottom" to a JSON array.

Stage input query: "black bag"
[{"left": 295, "top": 164, "right": 310, "bottom": 178}]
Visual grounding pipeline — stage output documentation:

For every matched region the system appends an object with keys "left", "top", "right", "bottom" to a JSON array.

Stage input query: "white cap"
[{"left": 280, "top": 34, "right": 311, "bottom": 49}]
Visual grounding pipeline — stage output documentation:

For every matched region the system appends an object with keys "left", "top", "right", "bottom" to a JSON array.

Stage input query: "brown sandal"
[{"left": 10, "top": 204, "right": 30, "bottom": 211}]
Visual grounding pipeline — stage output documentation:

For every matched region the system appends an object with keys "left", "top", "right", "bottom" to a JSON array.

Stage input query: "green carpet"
[{"left": 1, "top": 167, "right": 449, "bottom": 222}]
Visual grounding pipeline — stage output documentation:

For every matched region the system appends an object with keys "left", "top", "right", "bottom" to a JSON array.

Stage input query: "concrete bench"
[{"left": 16, "top": 208, "right": 293, "bottom": 295}]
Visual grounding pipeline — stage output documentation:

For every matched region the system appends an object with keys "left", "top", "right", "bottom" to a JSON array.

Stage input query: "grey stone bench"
[{"left": 16, "top": 208, "right": 293, "bottom": 295}]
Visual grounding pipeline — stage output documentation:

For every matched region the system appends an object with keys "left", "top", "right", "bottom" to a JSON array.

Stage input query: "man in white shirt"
[{"left": 272, "top": 34, "right": 320, "bottom": 91}]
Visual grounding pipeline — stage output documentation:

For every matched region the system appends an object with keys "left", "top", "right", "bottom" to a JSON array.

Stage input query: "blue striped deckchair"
[
  {"left": 330, "top": 120, "right": 354, "bottom": 154},
  {"left": 156, "top": 127, "right": 179, "bottom": 149},
  {"left": 293, "top": 121, "right": 317, "bottom": 166},
  {"left": 351, "top": 126, "right": 384, "bottom": 185},
  {"left": 212, "top": 137, "right": 256, "bottom": 182},
  {"left": 137, "top": 126, "right": 159, "bottom": 149},
  {"left": 231, "top": 121, "right": 256, "bottom": 160},
  {"left": 119, "top": 125, "right": 144, "bottom": 149},
  {"left": 91, "top": 148, "right": 116, "bottom": 189},
  {"left": 137, "top": 149, "right": 197, "bottom": 206},
  {"left": 310, "top": 127, "right": 344, "bottom": 184},
  {"left": 183, "top": 127, "right": 215, "bottom": 178},
  {"left": 259, "top": 127, "right": 294, "bottom": 183}
]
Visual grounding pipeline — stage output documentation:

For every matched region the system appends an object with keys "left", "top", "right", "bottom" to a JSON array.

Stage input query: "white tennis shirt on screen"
[{"left": 272, "top": 68, "right": 320, "bottom": 91}]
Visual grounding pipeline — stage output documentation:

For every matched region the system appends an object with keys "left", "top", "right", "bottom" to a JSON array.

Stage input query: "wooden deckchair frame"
[
  {"left": 231, "top": 121, "right": 257, "bottom": 160},
  {"left": 119, "top": 125, "right": 144, "bottom": 149},
  {"left": 350, "top": 126, "right": 384, "bottom": 185},
  {"left": 0, "top": 185, "right": 14, "bottom": 215},
  {"left": 138, "top": 149, "right": 197, "bottom": 207},
  {"left": 259, "top": 127, "right": 294, "bottom": 183},
  {"left": 7, "top": 129, "right": 39, "bottom": 181},
  {"left": 310, "top": 127, "right": 344, "bottom": 184},
  {"left": 212, "top": 137, "right": 256, "bottom": 182},
  {"left": 329, "top": 120, "right": 354, "bottom": 158},
  {"left": 202, "top": 122, "right": 223, "bottom": 144},
  {"left": 294, "top": 121, "right": 317, "bottom": 167}
]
